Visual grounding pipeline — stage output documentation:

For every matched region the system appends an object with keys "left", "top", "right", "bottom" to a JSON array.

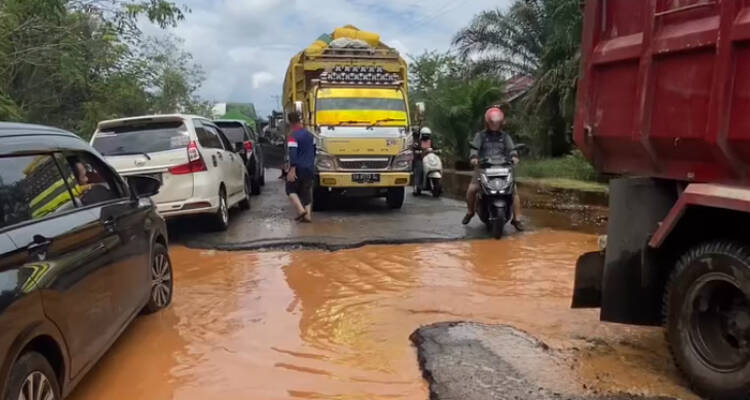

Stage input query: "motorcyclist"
[
  {"left": 462, "top": 106, "right": 525, "bottom": 231},
  {"left": 412, "top": 127, "right": 436, "bottom": 192}
]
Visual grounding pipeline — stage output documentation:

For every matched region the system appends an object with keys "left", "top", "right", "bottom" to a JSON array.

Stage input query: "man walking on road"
[{"left": 286, "top": 112, "right": 316, "bottom": 222}]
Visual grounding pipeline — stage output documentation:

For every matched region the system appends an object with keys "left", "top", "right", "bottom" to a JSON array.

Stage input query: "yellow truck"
[{"left": 283, "top": 26, "right": 419, "bottom": 209}]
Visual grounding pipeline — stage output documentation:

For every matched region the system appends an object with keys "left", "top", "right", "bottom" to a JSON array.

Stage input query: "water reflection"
[{"left": 69, "top": 232, "right": 689, "bottom": 400}]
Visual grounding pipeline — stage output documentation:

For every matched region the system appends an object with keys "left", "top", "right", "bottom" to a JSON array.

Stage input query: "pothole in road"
[{"left": 411, "top": 322, "right": 679, "bottom": 400}]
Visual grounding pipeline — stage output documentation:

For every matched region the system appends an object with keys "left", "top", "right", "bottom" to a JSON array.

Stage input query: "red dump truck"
[{"left": 572, "top": 1, "right": 750, "bottom": 399}]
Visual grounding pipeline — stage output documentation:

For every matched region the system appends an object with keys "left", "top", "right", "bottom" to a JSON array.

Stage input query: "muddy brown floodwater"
[{"left": 69, "top": 230, "right": 697, "bottom": 400}]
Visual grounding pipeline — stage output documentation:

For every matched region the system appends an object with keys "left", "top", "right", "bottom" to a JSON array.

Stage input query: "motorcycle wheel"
[
  {"left": 492, "top": 215, "right": 506, "bottom": 239},
  {"left": 431, "top": 178, "right": 441, "bottom": 198}
]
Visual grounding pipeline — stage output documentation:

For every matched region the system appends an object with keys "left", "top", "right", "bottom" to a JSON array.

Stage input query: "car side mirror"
[
  {"left": 127, "top": 175, "right": 161, "bottom": 198},
  {"left": 234, "top": 142, "right": 244, "bottom": 153}
]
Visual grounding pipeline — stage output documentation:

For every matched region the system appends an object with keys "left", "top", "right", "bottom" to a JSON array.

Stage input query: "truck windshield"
[{"left": 316, "top": 88, "right": 407, "bottom": 127}]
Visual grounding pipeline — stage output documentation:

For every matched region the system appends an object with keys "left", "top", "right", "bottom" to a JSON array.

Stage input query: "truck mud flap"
[{"left": 571, "top": 251, "right": 605, "bottom": 308}]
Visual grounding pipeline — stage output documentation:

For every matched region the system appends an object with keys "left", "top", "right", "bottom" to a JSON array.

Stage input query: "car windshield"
[
  {"left": 92, "top": 121, "right": 190, "bottom": 156},
  {"left": 215, "top": 124, "right": 246, "bottom": 143}
]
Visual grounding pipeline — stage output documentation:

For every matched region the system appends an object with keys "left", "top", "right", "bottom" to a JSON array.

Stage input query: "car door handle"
[
  {"left": 103, "top": 217, "right": 117, "bottom": 233},
  {"left": 27, "top": 235, "right": 52, "bottom": 252}
]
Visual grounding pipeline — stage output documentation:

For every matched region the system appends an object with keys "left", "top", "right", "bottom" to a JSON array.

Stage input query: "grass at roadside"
[
  {"left": 517, "top": 177, "right": 608, "bottom": 193},
  {"left": 516, "top": 152, "right": 608, "bottom": 193},
  {"left": 517, "top": 152, "right": 599, "bottom": 181}
]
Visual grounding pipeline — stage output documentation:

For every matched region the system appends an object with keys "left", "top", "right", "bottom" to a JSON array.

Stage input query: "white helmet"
[{"left": 420, "top": 127, "right": 432, "bottom": 136}]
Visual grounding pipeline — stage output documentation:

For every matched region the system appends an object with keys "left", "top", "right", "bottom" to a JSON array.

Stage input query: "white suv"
[{"left": 91, "top": 114, "right": 249, "bottom": 230}]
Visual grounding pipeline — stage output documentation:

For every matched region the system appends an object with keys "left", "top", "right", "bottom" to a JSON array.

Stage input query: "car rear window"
[
  {"left": 92, "top": 121, "right": 190, "bottom": 156},
  {"left": 215, "top": 124, "right": 246, "bottom": 143}
]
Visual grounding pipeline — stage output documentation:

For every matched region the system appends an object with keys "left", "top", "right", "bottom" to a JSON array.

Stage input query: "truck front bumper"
[{"left": 318, "top": 172, "right": 411, "bottom": 188}]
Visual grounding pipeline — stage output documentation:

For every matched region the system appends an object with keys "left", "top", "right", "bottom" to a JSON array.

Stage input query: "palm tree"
[{"left": 453, "top": 0, "right": 582, "bottom": 156}]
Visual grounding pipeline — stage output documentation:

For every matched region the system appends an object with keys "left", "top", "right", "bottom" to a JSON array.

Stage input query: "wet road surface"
[
  {"left": 68, "top": 230, "right": 696, "bottom": 400},
  {"left": 170, "top": 169, "right": 605, "bottom": 250}
]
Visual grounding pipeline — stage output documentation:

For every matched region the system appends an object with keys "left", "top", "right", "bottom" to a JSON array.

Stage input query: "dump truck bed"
[{"left": 574, "top": 0, "right": 750, "bottom": 186}]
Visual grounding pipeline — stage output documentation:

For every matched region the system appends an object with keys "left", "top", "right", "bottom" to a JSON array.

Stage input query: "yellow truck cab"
[{"left": 283, "top": 26, "right": 414, "bottom": 209}]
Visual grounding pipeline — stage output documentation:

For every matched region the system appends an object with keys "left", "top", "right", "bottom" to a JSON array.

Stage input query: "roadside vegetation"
[
  {"left": 0, "top": 0, "right": 209, "bottom": 138},
  {"left": 409, "top": 0, "right": 592, "bottom": 182}
]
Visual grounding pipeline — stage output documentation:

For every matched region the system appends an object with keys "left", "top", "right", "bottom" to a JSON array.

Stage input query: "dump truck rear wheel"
[{"left": 664, "top": 240, "right": 750, "bottom": 400}]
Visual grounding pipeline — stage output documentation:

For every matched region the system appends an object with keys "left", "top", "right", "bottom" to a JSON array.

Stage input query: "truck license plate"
[{"left": 352, "top": 173, "right": 380, "bottom": 183}]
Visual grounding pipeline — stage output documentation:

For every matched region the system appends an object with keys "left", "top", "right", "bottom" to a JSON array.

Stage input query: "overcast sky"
[{"left": 155, "top": 0, "right": 512, "bottom": 117}]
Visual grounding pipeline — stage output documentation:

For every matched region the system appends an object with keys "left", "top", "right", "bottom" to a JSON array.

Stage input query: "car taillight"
[
  {"left": 169, "top": 141, "right": 207, "bottom": 175},
  {"left": 188, "top": 140, "right": 201, "bottom": 162},
  {"left": 244, "top": 141, "right": 253, "bottom": 152}
]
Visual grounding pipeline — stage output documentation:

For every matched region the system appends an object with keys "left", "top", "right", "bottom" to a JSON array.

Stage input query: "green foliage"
[
  {"left": 516, "top": 151, "right": 599, "bottom": 182},
  {"left": 409, "top": 51, "right": 504, "bottom": 165},
  {"left": 0, "top": 0, "right": 204, "bottom": 137},
  {"left": 453, "top": 0, "right": 583, "bottom": 157}
]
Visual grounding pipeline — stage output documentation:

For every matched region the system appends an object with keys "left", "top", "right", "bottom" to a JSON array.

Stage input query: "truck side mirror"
[
  {"left": 415, "top": 102, "right": 426, "bottom": 122},
  {"left": 294, "top": 101, "right": 304, "bottom": 116}
]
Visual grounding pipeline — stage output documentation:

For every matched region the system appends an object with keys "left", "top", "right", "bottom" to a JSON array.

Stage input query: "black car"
[
  {"left": 214, "top": 120, "right": 265, "bottom": 195},
  {"left": 0, "top": 122, "right": 172, "bottom": 400}
]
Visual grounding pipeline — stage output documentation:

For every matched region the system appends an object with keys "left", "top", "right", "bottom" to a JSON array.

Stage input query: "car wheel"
[
  {"left": 144, "top": 243, "right": 173, "bottom": 314},
  {"left": 213, "top": 188, "right": 230, "bottom": 231},
  {"left": 664, "top": 240, "right": 750, "bottom": 400},
  {"left": 4, "top": 352, "right": 60, "bottom": 400},
  {"left": 239, "top": 177, "right": 251, "bottom": 210},
  {"left": 251, "top": 175, "right": 261, "bottom": 195}
]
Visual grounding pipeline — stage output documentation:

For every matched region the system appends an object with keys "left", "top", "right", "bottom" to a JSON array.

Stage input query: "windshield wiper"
[
  {"left": 104, "top": 151, "right": 152, "bottom": 160},
  {"left": 368, "top": 118, "right": 406, "bottom": 128},
  {"left": 335, "top": 120, "right": 371, "bottom": 126}
]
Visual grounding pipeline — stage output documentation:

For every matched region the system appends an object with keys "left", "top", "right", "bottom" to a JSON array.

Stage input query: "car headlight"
[
  {"left": 316, "top": 153, "right": 336, "bottom": 171},
  {"left": 393, "top": 151, "right": 413, "bottom": 171}
]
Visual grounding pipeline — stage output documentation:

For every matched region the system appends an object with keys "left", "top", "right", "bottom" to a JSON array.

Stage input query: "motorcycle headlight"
[
  {"left": 316, "top": 153, "right": 336, "bottom": 171},
  {"left": 424, "top": 154, "right": 441, "bottom": 169},
  {"left": 486, "top": 177, "right": 511, "bottom": 192},
  {"left": 393, "top": 150, "right": 413, "bottom": 171}
]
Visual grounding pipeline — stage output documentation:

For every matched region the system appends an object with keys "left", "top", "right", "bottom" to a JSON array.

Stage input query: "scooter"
[
  {"left": 476, "top": 158, "right": 516, "bottom": 239},
  {"left": 413, "top": 148, "right": 443, "bottom": 197}
]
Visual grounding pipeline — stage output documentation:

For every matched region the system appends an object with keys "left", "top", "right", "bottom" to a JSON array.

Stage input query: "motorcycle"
[
  {"left": 413, "top": 147, "right": 443, "bottom": 197},
  {"left": 476, "top": 158, "right": 517, "bottom": 239}
]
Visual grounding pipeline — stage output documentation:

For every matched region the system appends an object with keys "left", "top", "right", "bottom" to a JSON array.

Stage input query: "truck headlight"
[
  {"left": 316, "top": 153, "right": 336, "bottom": 171},
  {"left": 393, "top": 151, "right": 413, "bottom": 171}
]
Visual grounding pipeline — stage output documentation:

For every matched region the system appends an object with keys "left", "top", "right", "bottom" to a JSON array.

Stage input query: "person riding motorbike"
[
  {"left": 412, "top": 127, "right": 436, "bottom": 192},
  {"left": 462, "top": 106, "right": 525, "bottom": 231}
]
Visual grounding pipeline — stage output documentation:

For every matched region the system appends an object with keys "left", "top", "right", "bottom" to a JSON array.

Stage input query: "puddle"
[{"left": 69, "top": 230, "right": 692, "bottom": 400}]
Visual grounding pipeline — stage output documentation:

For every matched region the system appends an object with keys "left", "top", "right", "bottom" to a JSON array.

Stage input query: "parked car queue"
[
  {"left": 0, "top": 122, "right": 172, "bottom": 400},
  {"left": 90, "top": 114, "right": 265, "bottom": 231},
  {"left": 0, "top": 115, "right": 263, "bottom": 400}
]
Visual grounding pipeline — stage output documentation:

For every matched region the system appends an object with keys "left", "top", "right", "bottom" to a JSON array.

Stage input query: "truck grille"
[{"left": 337, "top": 157, "right": 390, "bottom": 170}]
